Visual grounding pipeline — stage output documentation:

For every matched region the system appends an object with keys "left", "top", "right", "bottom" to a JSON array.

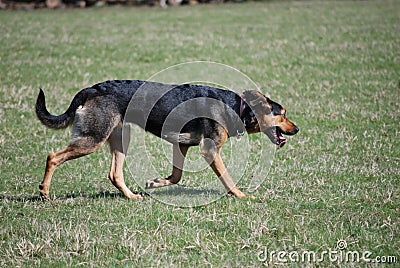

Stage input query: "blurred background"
[{"left": 1, "top": 0, "right": 243, "bottom": 10}]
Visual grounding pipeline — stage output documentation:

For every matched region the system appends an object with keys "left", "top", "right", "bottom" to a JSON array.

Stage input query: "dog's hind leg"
[
  {"left": 108, "top": 126, "right": 142, "bottom": 200},
  {"left": 145, "top": 144, "right": 189, "bottom": 189},
  {"left": 39, "top": 138, "right": 105, "bottom": 200},
  {"left": 39, "top": 103, "right": 122, "bottom": 200}
]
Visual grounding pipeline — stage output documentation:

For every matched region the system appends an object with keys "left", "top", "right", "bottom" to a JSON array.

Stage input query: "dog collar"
[
  {"left": 239, "top": 96, "right": 246, "bottom": 119},
  {"left": 237, "top": 96, "right": 247, "bottom": 140}
]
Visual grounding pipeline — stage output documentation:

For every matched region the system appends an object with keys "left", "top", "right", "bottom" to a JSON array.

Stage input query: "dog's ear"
[
  {"left": 249, "top": 95, "right": 264, "bottom": 106},
  {"left": 243, "top": 91, "right": 272, "bottom": 112}
]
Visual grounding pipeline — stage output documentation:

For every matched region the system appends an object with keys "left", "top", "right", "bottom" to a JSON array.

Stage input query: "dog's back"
[{"left": 36, "top": 80, "right": 240, "bottom": 132}]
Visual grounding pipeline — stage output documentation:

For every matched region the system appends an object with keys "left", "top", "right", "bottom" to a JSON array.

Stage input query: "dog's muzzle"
[{"left": 264, "top": 126, "right": 299, "bottom": 149}]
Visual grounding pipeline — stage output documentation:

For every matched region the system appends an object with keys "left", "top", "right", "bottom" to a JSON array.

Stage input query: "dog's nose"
[{"left": 294, "top": 126, "right": 299, "bottom": 134}]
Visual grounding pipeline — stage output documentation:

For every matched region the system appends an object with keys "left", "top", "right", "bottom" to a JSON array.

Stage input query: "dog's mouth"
[{"left": 264, "top": 127, "right": 287, "bottom": 149}]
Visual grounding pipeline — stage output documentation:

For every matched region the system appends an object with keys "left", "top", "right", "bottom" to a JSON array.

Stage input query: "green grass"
[{"left": 1, "top": 1, "right": 399, "bottom": 266}]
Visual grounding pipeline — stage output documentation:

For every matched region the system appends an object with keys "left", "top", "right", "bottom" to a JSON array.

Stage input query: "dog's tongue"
[{"left": 278, "top": 136, "right": 287, "bottom": 149}]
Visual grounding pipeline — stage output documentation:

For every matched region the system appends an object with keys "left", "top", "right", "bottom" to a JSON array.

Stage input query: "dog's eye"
[{"left": 282, "top": 114, "right": 286, "bottom": 119}]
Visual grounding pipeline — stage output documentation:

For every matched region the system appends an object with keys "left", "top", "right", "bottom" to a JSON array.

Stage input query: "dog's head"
[{"left": 242, "top": 90, "right": 299, "bottom": 148}]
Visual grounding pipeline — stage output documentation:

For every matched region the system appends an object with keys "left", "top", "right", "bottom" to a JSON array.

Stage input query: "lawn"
[{"left": 0, "top": 1, "right": 399, "bottom": 266}]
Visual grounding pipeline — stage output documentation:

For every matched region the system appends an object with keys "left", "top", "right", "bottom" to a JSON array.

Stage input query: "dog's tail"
[{"left": 35, "top": 88, "right": 87, "bottom": 129}]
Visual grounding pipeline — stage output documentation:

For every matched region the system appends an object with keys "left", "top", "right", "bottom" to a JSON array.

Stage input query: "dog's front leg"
[
  {"left": 145, "top": 144, "right": 189, "bottom": 189},
  {"left": 209, "top": 152, "right": 247, "bottom": 199},
  {"left": 199, "top": 138, "right": 247, "bottom": 199}
]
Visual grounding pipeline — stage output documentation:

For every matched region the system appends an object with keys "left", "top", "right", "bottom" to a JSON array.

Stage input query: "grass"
[{"left": 0, "top": 1, "right": 399, "bottom": 266}]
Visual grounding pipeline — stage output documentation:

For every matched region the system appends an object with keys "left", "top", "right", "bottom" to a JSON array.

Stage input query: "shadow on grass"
[
  {"left": 0, "top": 187, "right": 225, "bottom": 204},
  {"left": 0, "top": 190, "right": 146, "bottom": 203},
  {"left": 147, "top": 186, "right": 223, "bottom": 197},
  {"left": 0, "top": 194, "right": 44, "bottom": 203}
]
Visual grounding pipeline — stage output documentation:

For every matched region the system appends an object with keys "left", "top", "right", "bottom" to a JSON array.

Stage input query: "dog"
[{"left": 35, "top": 80, "right": 298, "bottom": 200}]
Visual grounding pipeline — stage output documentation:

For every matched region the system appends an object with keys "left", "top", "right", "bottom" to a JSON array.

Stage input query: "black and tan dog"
[{"left": 36, "top": 80, "right": 298, "bottom": 200}]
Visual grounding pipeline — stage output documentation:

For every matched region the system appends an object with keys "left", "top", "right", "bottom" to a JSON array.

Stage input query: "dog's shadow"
[
  {"left": 0, "top": 191, "right": 130, "bottom": 203},
  {"left": 146, "top": 186, "right": 223, "bottom": 197},
  {"left": 0, "top": 187, "right": 224, "bottom": 203},
  {"left": 0, "top": 194, "right": 44, "bottom": 203}
]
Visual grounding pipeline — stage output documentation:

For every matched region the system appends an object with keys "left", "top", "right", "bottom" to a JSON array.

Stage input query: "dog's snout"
[{"left": 294, "top": 126, "right": 299, "bottom": 134}]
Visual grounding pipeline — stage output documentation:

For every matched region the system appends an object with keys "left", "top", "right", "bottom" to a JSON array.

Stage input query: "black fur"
[{"left": 36, "top": 80, "right": 246, "bottom": 146}]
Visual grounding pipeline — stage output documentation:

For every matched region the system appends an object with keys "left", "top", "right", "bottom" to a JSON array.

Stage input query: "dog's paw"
[
  {"left": 145, "top": 179, "right": 157, "bottom": 189},
  {"left": 236, "top": 194, "right": 256, "bottom": 200},
  {"left": 39, "top": 184, "right": 51, "bottom": 201},
  {"left": 39, "top": 191, "right": 51, "bottom": 201},
  {"left": 127, "top": 193, "right": 144, "bottom": 200},
  {"left": 145, "top": 178, "right": 170, "bottom": 189},
  {"left": 228, "top": 187, "right": 248, "bottom": 199},
  {"left": 244, "top": 194, "right": 256, "bottom": 200}
]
